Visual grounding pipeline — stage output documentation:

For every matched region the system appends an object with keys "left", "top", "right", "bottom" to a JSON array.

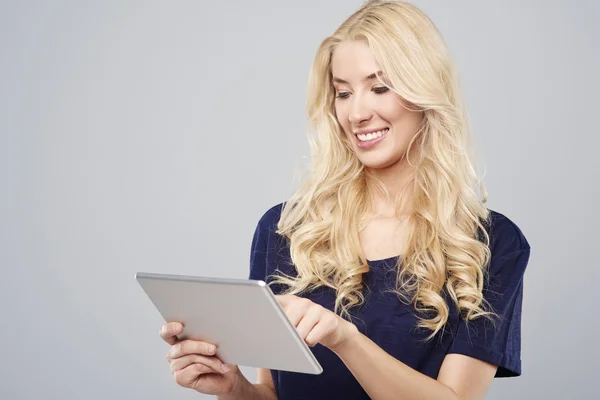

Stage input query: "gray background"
[{"left": 1, "top": 0, "right": 598, "bottom": 399}]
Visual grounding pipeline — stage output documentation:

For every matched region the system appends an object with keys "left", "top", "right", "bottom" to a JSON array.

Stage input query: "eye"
[
  {"left": 373, "top": 86, "right": 390, "bottom": 94},
  {"left": 335, "top": 91, "right": 350, "bottom": 99}
]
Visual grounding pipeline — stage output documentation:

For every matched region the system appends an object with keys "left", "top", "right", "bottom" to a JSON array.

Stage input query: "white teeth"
[{"left": 357, "top": 128, "right": 389, "bottom": 142}]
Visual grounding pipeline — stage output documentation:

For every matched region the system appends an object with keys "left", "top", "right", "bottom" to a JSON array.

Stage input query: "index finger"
[
  {"left": 275, "top": 294, "right": 298, "bottom": 308},
  {"left": 159, "top": 322, "right": 183, "bottom": 345}
]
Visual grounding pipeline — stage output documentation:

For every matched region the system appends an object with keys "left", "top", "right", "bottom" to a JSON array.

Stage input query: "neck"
[{"left": 364, "top": 155, "right": 416, "bottom": 218}]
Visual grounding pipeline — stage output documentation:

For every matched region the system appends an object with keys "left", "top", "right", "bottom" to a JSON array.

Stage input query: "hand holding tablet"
[{"left": 160, "top": 320, "right": 241, "bottom": 396}]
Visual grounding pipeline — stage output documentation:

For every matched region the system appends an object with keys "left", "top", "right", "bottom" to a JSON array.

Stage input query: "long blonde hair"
[{"left": 269, "top": 0, "right": 494, "bottom": 339}]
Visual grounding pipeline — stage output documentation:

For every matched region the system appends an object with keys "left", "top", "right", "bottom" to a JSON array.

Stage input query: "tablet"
[{"left": 135, "top": 272, "right": 323, "bottom": 375}]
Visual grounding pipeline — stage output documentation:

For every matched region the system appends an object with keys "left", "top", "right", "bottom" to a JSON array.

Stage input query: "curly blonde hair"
[{"left": 268, "top": 0, "right": 494, "bottom": 340}]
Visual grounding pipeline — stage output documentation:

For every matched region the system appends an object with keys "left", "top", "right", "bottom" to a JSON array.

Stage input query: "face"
[{"left": 331, "top": 40, "right": 424, "bottom": 172}]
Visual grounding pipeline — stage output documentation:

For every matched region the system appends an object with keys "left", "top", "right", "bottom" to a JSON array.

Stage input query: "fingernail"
[{"left": 221, "top": 364, "right": 230, "bottom": 373}]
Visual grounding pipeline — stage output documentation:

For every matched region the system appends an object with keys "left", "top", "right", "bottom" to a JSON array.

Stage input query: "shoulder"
[
  {"left": 251, "top": 202, "right": 287, "bottom": 250},
  {"left": 482, "top": 209, "right": 531, "bottom": 283},
  {"left": 255, "top": 202, "right": 285, "bottom": 233},
  {"left": 249, "top": 202, "right": 294, "bottom": 284},
  {"left": 486, "top": 209, "right": 531, "bottom": 257}
]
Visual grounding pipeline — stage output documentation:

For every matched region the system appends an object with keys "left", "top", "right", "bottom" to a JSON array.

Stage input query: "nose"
[{"left": 348, "top": 94, "right": 373, "bottom": 126}]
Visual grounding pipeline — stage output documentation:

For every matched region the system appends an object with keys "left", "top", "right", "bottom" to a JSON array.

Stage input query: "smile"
[
  {"left": 354, "top": 128, "right": 389, "bottom": 149},
  {"left": 356, "top": 128, "right": 389, "bottom": 142}
]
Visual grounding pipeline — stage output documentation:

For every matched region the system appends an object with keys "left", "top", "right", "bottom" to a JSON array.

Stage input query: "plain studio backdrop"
[{"left": 1, "top": 1, "right": 598, "bottom": 399}]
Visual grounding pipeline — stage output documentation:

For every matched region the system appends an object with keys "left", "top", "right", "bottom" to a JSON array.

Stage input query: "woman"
[{"left": 161, "top": 1, "right": 530, "bottom": 399}]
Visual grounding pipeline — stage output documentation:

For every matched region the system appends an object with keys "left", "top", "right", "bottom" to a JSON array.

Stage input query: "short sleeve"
[
  {"left": 248, "top": 215, "right": 269, "bottom": 282},
  {"left": 447, "top": 213, "right": 531, "bottom": 377},
  {"left": 247, "top": 203, "right": 285, "bottom": 283}
]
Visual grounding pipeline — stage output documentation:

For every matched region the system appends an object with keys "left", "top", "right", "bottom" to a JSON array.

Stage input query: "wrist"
[
  {"left": 216, "top": 370, "right": 253, "bottom": 400},
  {"left": 332, "top": 321, "right": 360, "bottom": 354}
]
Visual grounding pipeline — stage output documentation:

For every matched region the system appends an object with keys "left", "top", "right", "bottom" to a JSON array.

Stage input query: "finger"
[
  {"left": 286, "top": 306, "right": 304, "bottom": 327},
  {"left": 304, "top": 319, "right": 331, "bottom": 347},
  {"left": 296, "top": 306, "right": 321, "bottom": 341},
  {"left": 275, "top": 294, "right": 289, "bottom": 307},
  {"left": 173, "top": 362, "right": 210, "bottom": 388},
  {"left": 285, "top": 298, "right": 312, "bottom": 327},
  {"left": 160, "top": 322, "right": 183, "bottom": 345},
  {"left": 170, "top": 353, "right": 228, "bottom": 375},
  {"left": 169, "top": 339, "right": 217, "bottom": 359},
  {"left": 275, "top": 294, "right": 300, "bottom": 309}
]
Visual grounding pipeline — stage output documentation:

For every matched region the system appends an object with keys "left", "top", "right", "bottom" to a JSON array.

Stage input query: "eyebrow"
[{"left": 332, "top": 70, "right": 385, "bottom": 84}]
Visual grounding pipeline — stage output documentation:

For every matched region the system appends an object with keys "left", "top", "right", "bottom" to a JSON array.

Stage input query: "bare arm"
[{"left": 332, "top": 328, "right": 497, "bottom": 400}]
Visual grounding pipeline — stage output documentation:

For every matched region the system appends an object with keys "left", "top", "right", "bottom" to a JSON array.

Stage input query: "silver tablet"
[{"left": 135, "top": 272, "right": 323, "bottom": 375}]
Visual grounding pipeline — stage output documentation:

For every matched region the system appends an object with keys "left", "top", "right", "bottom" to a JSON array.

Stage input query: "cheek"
[
  {"left": 379, "top": 99, "right": 406, "bottom": 123},
  {"left": 335, "top": 104, "right": 351, "bottom": 134}
]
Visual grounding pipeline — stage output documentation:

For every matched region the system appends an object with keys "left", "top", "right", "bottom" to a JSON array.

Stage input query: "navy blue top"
[{"left": 248, "top": 203, "right": 530, "bottom": 400}]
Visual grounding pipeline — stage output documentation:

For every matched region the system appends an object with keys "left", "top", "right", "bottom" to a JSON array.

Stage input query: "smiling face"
[{"left": 331, "top": 40, "right": 424, "bottom": 172}]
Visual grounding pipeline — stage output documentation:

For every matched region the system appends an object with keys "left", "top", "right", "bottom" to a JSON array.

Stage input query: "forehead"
[{"left": 331, "top": 40, "right": 381, "bottom": 81}]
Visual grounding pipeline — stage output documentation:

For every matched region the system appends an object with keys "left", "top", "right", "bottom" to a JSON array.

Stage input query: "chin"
[
  {"left": 358, "top": 157, "right": 396, "bottom": 170},
  {"left": 356, "top": 151, "right": 407, "bottom": 171}
]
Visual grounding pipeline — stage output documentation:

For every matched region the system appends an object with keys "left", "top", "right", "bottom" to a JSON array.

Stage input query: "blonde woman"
[{"left": 161, "top": 1, "right": 530, "bottom": 399}]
